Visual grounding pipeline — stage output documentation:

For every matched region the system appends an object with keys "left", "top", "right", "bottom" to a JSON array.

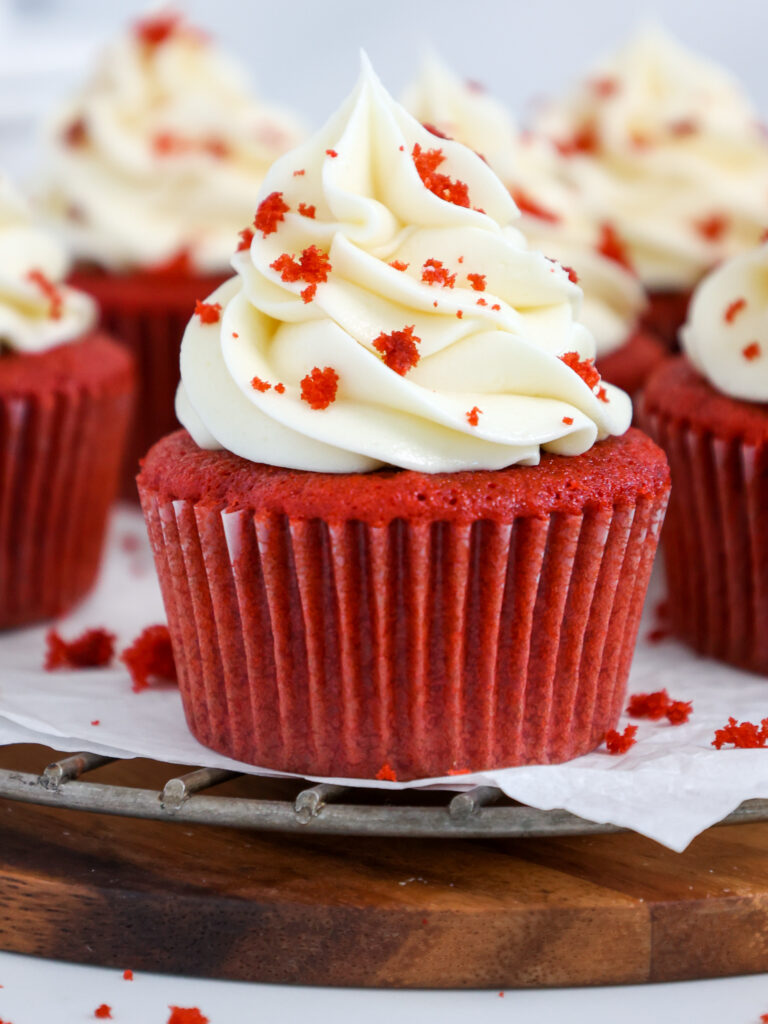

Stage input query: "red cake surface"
[
  {"left": 139, "top": 428, "right": 669, "bottom": 778},
  {"left": 596, "top": 329, "right": 669, "bottom": 397},
  {"left": 69, "top": 266, "right": 227, "bottom": 499},
  {"left": 640, "top": 288, "right": 693, "bottom": 350},
  {"left": 642, "top": 357, "right": 768, "bottom": 674},
  {"left": 0, "top": 332, "right": 132, "bottom": 395}
]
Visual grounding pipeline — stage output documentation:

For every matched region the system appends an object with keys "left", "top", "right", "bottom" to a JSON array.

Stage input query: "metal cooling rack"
[{"left": 1, "top": 750, "right": 768, "bottom": 838}]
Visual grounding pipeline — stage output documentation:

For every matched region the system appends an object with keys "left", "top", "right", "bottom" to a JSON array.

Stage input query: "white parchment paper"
[{"left": 1, "top": 505, "right": 767, "bottom": 852}]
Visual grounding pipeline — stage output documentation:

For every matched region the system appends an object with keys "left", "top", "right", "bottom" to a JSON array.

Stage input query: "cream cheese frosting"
[
  {"left": 680, "top": 241, "right": 768, "bottom": 402},
  {"left": 176, "top": 56, "right": 631, "bottom": 474},
  {"left": 402, "top": 55, "right": 645, "bottom": 357},
  {"left": 41, "top": 11, "right": 304, "bottom": 273},
  {"left": 534, "top": 26, "right": 768, "bottom": 291},
  {"left": 0, "top": 177, "right": 95, "bottom": 353}
]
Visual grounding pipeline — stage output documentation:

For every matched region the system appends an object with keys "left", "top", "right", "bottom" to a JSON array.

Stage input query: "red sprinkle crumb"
[
  {"left": 597, "top": 385, "right": 609, "bottom": 403},
  {"left": 560, "top": 351, "right": 601, "bottom": 390},
  {"left": 510, "top": 187, "right": 560, "bottom": 223},
  {"left": 376, "top": 763, "right": 397, "bottom": 782},
  {"left": 467, "top": 273, "right": 486, "bottom": 291},
  {"left": 666, "top": 700, "right": 693, "bottom": 726},
  {"left": 274, "top": 382, "right": 286, "bottom": 394},
  {"left": 562, "top": 265, "right": 579, "bottom": 284},
  {"left": 422, "top": 258, "right": 456, "bottom": 288},
  {"left": 556, "top": 123, "right": 598, "bottom": 156},
  {"left": 236, "top": 226, "right": 254, "bottom": 251},
  {"left": 466, "top": 406, "right": 482, "bottom": 426},
  {"left": 712, "top": 717, "right": 768, "bottom": 749},
  {"left": 476, "top": 297, "right": 487, "bottom": 306},
  {"left": 167, "top": 1009, "right": 209, "bottom": 1024},
  {"left": 194, "top": 300, "right": 221, "bottom": 324},
  {"left": 562, "top": 416, "right": 574, "bottom": 425},
  {"left": 251, "top": 376, "right": 271, "bottom": 392},
  {"left": 325, "top": 148, "right": 338, "bottom": 158},
  {"left": 456, "top": 310, "right": 463, "bottom": 319},
  {"left": 695, "top": 214, "right": 728, "bottom": 243},
  {"left": 433, "top": 301, "right": 438, "bottom": 308},
  {"left": 491, "top": 303, "right": 500, "bottom": 311},
  {"left": 254, "top": 191, "right": 290, "bottom": 236},
  {"left": 724, "top": 297, "right": 747, "bottom": 323},
  {"left": 597, "top": 223, "right": 633, "bottom": 271},
  {"left": 293, "top": 168, "right": 305, "bottom": 176},
  {"left": 94, "top": 1006, "right": 112, "bottom": 1020},
  {"left": 300, "top": 366, "right": 339, "bottom": 409},
  {"left": 298, "top": 202, "right": 316, "bottom": 219},
  {"left": 91, "top": 720, "right": 100, "bottom": 726},
  {"left": 123, "top": 970, "right": 134, "bottom": 981},
  {"left": 604, "top": 724, "right": 638, "bottom": 755},
  {"left": 121, "top": 625, "right": 177, "bottom": 694},
  {"left": 458, "top": 256, "right": 464, "bottom": 263},
  {"left": 271, "top": 245, "right": 332, "bottom": 292},
  {"left": 412, "top": 143, "right": 471, "bottom": 208},
  {"left": 232, "top": 332, "right": 239, "bottom": 339},
  {"left": 389, "top": 260, "right": 409, "bottom": 271},
  {"left": 27, "top": 269, "right": 63, "bottom": 320},
  {"left": 743, "top": 341, "right": 761, "bottom": 361},
  {"left": 134, "top": 13, "right": 180, "bottom": 46},
  {"left": 45, "top": 628, "right": 115, "bottom": 671},
  {"left": 373, "top": 325, "right": 421, "bottom": 375},
  {"left": 63, "top": 117, "right": 88, "bottom": 147},
  {"left": 627, "top": 689, "right": 692, "bottom": 726}
]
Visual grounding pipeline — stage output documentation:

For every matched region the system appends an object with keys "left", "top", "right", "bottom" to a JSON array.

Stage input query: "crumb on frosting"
[{"left": 372, "top": 325, "right": 421, "bottom": 375}]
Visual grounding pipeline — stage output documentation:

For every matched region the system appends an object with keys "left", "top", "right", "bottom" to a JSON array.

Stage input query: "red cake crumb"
[
  {"left": 491, "top": 303, "right": 501, "bottom": 311},
  {"left": 298, "top": 203, "right": 316, "bottom": 219},
  {"left": 560, "top": 351, "right": 601, "bottom": 390},
  {"left": 389, "top": 260, "right": 409, "bottom": 271},
  {"left": 45, "top": 628, "right": 115, "bottom": 670},
  {"left": 194, "top": 300, "right": 221, "bottom": 324},
  {"left": 466, "top": 406, "right": 482, "bottom": 426},
  {"left": 760, "top": 1013, "right": 768, "bottom": 1022},
  {"left": 91, "top": 720, "right": 100, "bottom": 726},
  {"left": 627, "top": 690, "right": 672, "bottom": 720},
  {"left": 604, "top": 724, "right": 637, "bottom": 754},
  {"left": 63, "top": 117, "right": 88, "bottom": 147},
  {"left": 271, "top": 245, "right": 332, "bottom": 289},
  {"left": 274, "top": 382, "right": 286, "bottom": 394},
  {"left": 373, "top": 325, "right": 421, "bottom": 375},
  {"left": 293, "top": 168, "right": 305, "bottom": 176},
  {"left": 325, "top": 149, "right": 338, "bottom": 158},
  {"left": 724, "top": 297, "right": 746, "bottom": 323},
  {"left": 376, "top": 763, "right": 397, "bottom": 781},
  {"left": 412, "top": 143, "right": 471, "bottom": 208},
  {"left": 666, "top": 700, "right": 693, "bottom": 726},
  {"left": 510, "top": 187, "right": 560, "bottom": 223},
  {"left": 134, "top": 12, "right": 181, "bottom": 46},
  {"left": 232, "top": 332, "right": 239, "bottom": 339},
  {"left": 596, "top": 386, "right": 609, "bottom": 403},
  {"left": 556, "top": 123, "right": 598, "bottom": 156},
  {"left": 743, "top": 341, "right": 761, "bottom": 361},
  {"left": 300, "top": 366, "right": 339, "bottom": 410},
  {"left": 121, "top": 625, "right": 177, "bottom": 693},
  {"left": 590, "top": 76, "right": 619, "bottom": 98},
  {"left": 476, "top": 297, "right": 487, "bottom": 306},
  {"left": 467, "top": 273, "right": 486, "bottom": 291},
  {"left": 562, "top": 416, "right": 574, "bottom": 425},
  {"left": 458, "top": 256, "right": 464, "bottom": 263},
  {"left": 562, "top": 265, "right": 579, "bottom": 284},
  {"left": 254, "top": 191, "right": 290, "bottom": 236},
  {"left": 421, "top": 258, "right": 456, "bottom": 288},
  {"left": 27, "top": 269, "right": 63, "bottom": 320},
  {"left": 300, "top": 284, "right": 317, "bottom": 303},
  {"left": 251, "top": 376, "right": 271, "bottom": 392},
  {"left": 694, "top": 214, "right": 728, "bottom": 242},
  {"left": 597, "top": 223, "right": 633, "bottom": 271},
  {"left": 167, "top": 1009, "right": 209, "bottom": 1024},
  {"left": 712, "top": 717, "right": 768, "bottom": 749},
  {"left": 236, "top": 226, "right": 254, "bottom": 251},
  {"left": 123, "top": 970, "right": 134, "bottom": 981},
  {"left": 94, "top": 1006, "right": 112, "bottom": 1020},
  {"left": 456, "top": 310, "right": 463, "bottom": 319}
]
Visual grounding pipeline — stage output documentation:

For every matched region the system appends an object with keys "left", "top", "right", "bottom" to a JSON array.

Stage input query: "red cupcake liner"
[
  {"left": 640, "top": 289, "right": 693, "bottom": 350},
  {"left": 0, "top": 334, "right": 134, "bottom": 628},
  {"left": 140, "top": 472, "right": 668, "bottom": 779},
  {"left": 69, "top": 268, "right": 227, "bottom": 500},
  {"left": 643, "top": 406, "right": 768, "bottom": 674}
]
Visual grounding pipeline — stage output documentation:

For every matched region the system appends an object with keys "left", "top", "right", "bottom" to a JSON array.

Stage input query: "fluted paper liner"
[{"left": 140, "top": 481, "right": 668, "bottom": 779}]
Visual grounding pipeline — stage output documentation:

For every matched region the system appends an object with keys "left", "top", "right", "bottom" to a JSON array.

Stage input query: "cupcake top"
[
  {"left": 0, "top": 178, "right": 95, "bottom": 353},
  {"left": 177, "top": 57, "right": 630, "bottom": 474},
  {"left": 41, "top": 11, "right": 304, "bottom": 274},
  {"left": 680, "top": 240, "right": 768, "bottom": 402},
  {"left": 534, "top": 26, "right": 768, "bottom": 291},
  {"left": 402, "top": 55, "right": 645, "bottom": 357}
]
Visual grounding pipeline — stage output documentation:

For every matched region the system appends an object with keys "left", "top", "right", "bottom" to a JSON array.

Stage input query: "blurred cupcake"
[
  {"left": 403, "top": 54, "right": 664, "bottom": 395},
  {"left": 138, "top": 58, "right": 669, "bottom": 780},
  {"left": 535, "top": 26, "right": 768, "bottom": 346},
  {"left": 0, "top": 178, "right": 133, "bottom": 628},
  {"left": 642, "top": 241, "right": 768, "bottom": 674},
  {"left": 40, "top": 10, "right": 304, "bottom": 496}
]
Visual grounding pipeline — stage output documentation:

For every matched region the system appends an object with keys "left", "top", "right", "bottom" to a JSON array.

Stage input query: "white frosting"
[
  {"left": 177, "top": 57, "right": 631, "bottom": 474},
  {"left": 535, "top": 26, "right": 768, "bottom": 291},
  {"left": 0, "top": 178, "right": 95, "bottom": 353},
  {"left": 403, "top": 55, "right": 645, "bottom": 357},
  {"left": 41, "top": 12, "right": 304, "bottom": 273},
  {"left": 681, "top": 242, "right": 768, "bottom": 402}
]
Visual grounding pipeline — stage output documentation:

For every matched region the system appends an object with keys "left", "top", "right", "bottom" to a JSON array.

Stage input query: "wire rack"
[{"left": 2, "top": 750, "right": 768, "bottom": 838}]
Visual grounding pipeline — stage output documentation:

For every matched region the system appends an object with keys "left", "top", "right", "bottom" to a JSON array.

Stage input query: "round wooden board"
[{"left": 0, "top": 743, "right": 766, "bottom": 989}]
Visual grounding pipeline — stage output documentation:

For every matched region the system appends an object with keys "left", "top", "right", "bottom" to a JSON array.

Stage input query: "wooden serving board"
[{"left": 0, "top": 743, "right": 767, "bottom": 989}]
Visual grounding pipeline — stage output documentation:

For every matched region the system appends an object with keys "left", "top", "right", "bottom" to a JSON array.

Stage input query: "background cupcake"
[
  {"left": 403, "top": 54, "right": 664, "bottom": 395},
  {"left": 39, "top": 10, "right": 304, "bottom": 496},
  {"left": 0, "top": 177, "right": 133, "bottom": 627},
  {"left": 642, "top": 241, "right": 768, "bottom": 674},
  {"left": 139, "top": 58, "right": 669, "bottom": 780},
  {"left": 535, "top": 26, "right": 768, "bottom": 346}
]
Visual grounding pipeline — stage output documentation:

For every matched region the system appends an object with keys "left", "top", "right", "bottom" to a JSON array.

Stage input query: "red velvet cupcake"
[
  {"left": 0, "top": 181, "right": 134, "bottom": 628},
  {"left": 138, "top": 60, "right": 669, "bottom": 778},
  {"left": 642, "top": 242, "right": 768, "bottom": 673},
  {"left": 40, "top": 12, "right": 304, "bottom": 497}
]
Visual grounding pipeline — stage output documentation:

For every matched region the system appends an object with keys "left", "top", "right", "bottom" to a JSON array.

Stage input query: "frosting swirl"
[
  {"left": 402, "top": 55, "right": 645, "bottom": 356},
  {"left": 0, "top": 177, "right": 95, "bottom": 353},
  {"left": 41, "top": 12, "right": 304, "bottom": 273},
  {"left": 534, "top": 26, "right": 768, "bottom": 290},
  {"left": 177, "top": 57, "right": 631, "bottom": 474},
  {"left": 680, "top": 241, "right": 768, "bottom": 402}
]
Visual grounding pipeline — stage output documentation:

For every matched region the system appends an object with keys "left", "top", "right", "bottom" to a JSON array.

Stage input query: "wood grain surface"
[{"left": 0, "top": 743, "right": 765, "bottom": 989}]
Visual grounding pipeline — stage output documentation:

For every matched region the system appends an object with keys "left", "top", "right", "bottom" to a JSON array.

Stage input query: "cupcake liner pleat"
[{"left": 140, "top": 485, "right": 668, "bottom": 779}]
